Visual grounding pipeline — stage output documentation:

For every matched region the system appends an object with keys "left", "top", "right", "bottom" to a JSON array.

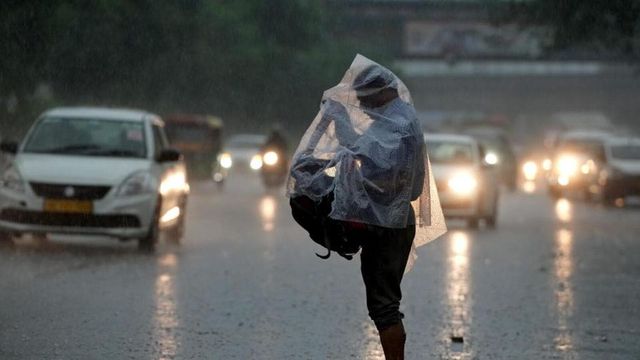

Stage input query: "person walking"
[{"left": 288, "top": 55, "right": 446, "bottom": 359}]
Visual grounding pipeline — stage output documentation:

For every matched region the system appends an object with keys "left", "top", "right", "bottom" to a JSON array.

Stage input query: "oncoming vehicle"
[
  {"left": 217, "top": 134, "right": 266, "bottom": 176},
  {"left": 591, "top": 137, "right": 640, "bottom": 205},
  {"left": 0, "top": 107, "right": 189, "bottom": 249},
  {"left": 546, "top": 130, "right": 611, "bottom": 199},
  {"left": 425, "top": 133, "right": 499, "bottom": 229}
]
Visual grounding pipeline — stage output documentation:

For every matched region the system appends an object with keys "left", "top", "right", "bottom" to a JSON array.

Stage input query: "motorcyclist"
[
  {"left": 261, "top": 126, "right": 289, "bottom": 187},
  {"left": 261, "top": 126, "right": 288, "bottom": 157}
]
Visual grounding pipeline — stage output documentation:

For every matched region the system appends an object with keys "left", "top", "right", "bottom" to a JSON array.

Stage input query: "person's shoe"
[{"left": 379, "top": 321, "right": 406, "bottom": 360}]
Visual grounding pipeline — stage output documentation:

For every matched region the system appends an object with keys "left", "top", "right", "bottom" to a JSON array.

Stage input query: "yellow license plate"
[{"left": 43, "top": 199, "right": 93, "bottom": 214}]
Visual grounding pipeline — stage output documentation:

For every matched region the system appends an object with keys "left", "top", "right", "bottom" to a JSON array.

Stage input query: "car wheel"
[
  {"left": 138, "top": 202, "right": 160, "bottom": 251},
  {"left": 467, "top": 217, "right": 479, "bottom": 229}
]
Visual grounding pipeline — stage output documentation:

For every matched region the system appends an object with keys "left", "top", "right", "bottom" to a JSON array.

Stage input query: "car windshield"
[
  {"left": 23, "top": 117, "right": 147, "bottom": 158},
  {"left": 427, "top": 141, "right": 475, "bottom": 164},
  {"left": 226, "top": 135, "right": 265, "bottom": 149},
  {"left": 611, "top": 145, "right": 640, "bottom": 160}
]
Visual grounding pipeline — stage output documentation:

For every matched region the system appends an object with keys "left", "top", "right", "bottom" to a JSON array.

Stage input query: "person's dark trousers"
[
  {"left": 360, "top": 224, "right": 414, "bottom": 330},
  {"left": 360, "top": 225, "right": 414, "bottom": 359}
]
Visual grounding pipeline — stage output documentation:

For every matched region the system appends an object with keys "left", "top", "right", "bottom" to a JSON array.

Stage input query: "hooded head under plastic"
[{"left": 287, "top": 54, "right": 446, "bottom": 270}]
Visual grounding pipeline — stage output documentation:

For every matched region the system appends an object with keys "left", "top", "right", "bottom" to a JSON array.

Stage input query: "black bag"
[{"left": 290, "top": 193, "right": 364, "bottom": 260}]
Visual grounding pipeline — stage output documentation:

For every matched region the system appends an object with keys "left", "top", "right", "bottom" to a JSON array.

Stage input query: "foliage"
[
  {"left": 526, "top": 0, "right": 640, "bottom": 59},
  {"left": 0, "top": 1, "right": 387, "bottom": 137}
]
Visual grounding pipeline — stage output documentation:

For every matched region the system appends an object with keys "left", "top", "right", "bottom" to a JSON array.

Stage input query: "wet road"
[{"left": 1, "top": 176, "right": 640, "bottom": 359}]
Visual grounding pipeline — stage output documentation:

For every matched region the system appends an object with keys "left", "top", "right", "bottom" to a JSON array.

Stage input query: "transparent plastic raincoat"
[{"left": 287, "top": 54, "right": 446, "bottom": 271}]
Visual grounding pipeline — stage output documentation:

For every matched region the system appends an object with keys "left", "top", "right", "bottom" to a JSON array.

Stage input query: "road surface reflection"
[
  {"left": 153, "top": 252, "right": 180, "bottom": 360},
  {"left": 442, "top": 231, "right": 472, "bottom": 359},
  {"left": 259, "top": 195, "right": 277, "bottom": 232},
  {"left": 553, "top": 227, "right": 575, "bottom": 353},
  {"left": 555, "top": 198, "right": 573, "bottom": 224}
]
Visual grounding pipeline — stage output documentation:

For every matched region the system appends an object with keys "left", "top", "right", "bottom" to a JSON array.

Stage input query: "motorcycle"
[{"left": 260, "top": 148, "right": 288, "bottom": 188}]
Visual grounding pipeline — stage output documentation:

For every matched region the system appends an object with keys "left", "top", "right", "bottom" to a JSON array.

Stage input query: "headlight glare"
[
  {"left": 219, "top": 153, "right": 233, "bottom": 169},
  {"left": 448, "top": 172, "right": 478, "bottom": 195},
  {"left": 556, "top": 155, "right": 578, "bottom": 177},
  {"left": 263, "top": 151, "right": 279, "bottom": 166},
  {"left": 522, "top": 161, "right": 538, "bottom": 181},
  {"left": 484, "top": 152, "right": 499, "bottom": 165},
  {"left": 250, "top": 154, "right": 263, "bottom": 170}
]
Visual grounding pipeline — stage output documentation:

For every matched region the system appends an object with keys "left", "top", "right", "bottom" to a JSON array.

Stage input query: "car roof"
[
  {"left": 604, "top": 137, "right": 640, "bottom": 147},
  {"left": 42, "top": 107, "right": 157, "bottom": 122},
  {"left": 559, "top": 130, "right": 613, "bottom": 141},
  {"left": 424, "top": 133, "right": 477, "bottom": 144}
]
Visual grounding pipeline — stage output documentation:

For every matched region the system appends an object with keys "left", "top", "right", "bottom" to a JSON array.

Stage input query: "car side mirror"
[
  {"left": 0, "top": 141, "right": 18, "bottom": 154},
  {"left": 156, "top": 148, "right": 182, "bottom": 163}
]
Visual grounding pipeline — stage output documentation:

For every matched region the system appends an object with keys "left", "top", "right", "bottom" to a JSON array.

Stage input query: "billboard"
[{"left": 405, "top": 21, "right": 547, "bottom": 59}]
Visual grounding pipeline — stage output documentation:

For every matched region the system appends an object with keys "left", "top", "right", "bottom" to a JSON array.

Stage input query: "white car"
[
  {"left": 425, "top": 133, "right": 500, "bottom": 228},
  {"left": 0, "top": 107, "right": 189, "bottom": 249},
  {"left": 590, "top": 137, "right": 640, "bottom": 204}
]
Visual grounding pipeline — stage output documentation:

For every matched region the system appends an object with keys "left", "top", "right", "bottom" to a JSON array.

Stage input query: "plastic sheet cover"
[{"left": 287, "top": 54, "right": 446, "bottom": 271}]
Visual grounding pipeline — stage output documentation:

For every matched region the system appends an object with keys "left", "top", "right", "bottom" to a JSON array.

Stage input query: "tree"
[
  {"left": 0, "top": 1, "right": 386, "bottom": 136},
  {"left": 526, "top": 0, "right": 640, "bottom": 60}
]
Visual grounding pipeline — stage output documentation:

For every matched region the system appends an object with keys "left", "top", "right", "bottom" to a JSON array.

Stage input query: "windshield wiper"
[
  {"left": 43, "top": 144, "right": 101, "bottom": 154},
  {"left": 85, "top": 149, "right": 141, "bottom": 157}
]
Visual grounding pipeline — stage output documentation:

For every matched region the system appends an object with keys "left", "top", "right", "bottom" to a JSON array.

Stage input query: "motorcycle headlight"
[
  {"left": 219, "top": 153, "right": 233, "bottom": 169},
  {"left": 116, "top": 171, "right": 156, "bottom": 197},
  {"left": 1, "top": 166, "right": 25, "bottom": 193},
  {"left": 522, "top": 161, "right": 538, "bottom": 181},
  {"left": 484, "top": 152, "right": 499, "bottom": 165},
  {"left": 263, "top": 151, "right": 279, "bottom": 166},
  {"left": 448, "top": 172, "right": 478, "bottom": 196}
]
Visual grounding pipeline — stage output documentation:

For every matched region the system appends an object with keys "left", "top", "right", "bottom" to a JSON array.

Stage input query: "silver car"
[{"left": 425, "top": 133, "right": 500, "bottom": 228}]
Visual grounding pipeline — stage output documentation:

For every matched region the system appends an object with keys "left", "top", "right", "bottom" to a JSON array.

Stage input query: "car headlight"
[
  {"left": 484, "top": 152, "right": 499, "bottom": 165},
  {"left": 160, "top": 171, "right": 187, "bottom": 195},
  {"left": 116, "top": 170, "right": 156, "bottom": 197},
  {"left": 522, "top": 161, "right": 538, "bottom": 181},
  {"left": 219, "top": 153, "right": 233, "bottom": 169},
  {"left": 1, "top": 166, "right": 25, "bottom": 193},
  {"left": 556, "top": 155, "right": 579, "bottom": 177},
  {"left": 448, "top": 172, "right": 478, "bottom": 196},
  {"left": 263, "top": 151, "right": 279, "bottom": 166},
  {"left": 250, "top": 154, "right": 263, "bottom": 170}
]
